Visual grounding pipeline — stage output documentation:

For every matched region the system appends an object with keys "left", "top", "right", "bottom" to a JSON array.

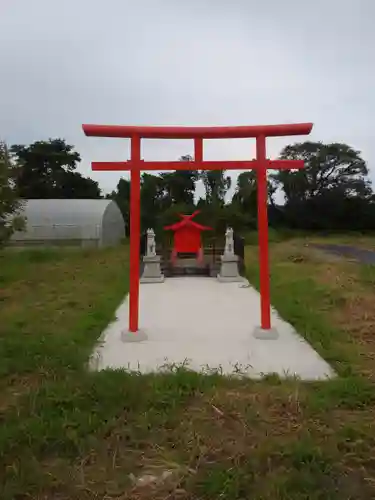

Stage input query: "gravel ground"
[{"left": 312, "top": 243, "right": 375, "bottom": 264}]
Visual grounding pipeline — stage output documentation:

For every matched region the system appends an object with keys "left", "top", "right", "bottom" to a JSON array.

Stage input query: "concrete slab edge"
[{"left": 92, "top": 360, "right": 333, "bottom": 380}]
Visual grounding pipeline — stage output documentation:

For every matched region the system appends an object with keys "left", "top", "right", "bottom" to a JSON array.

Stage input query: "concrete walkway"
[{"left": 90, "top": 278, "right": 334, "bottom": 380}]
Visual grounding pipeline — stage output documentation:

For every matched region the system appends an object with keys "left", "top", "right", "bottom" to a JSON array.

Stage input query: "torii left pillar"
[{"left": 127, "top": 136, "right": 146, "bottom": 340}]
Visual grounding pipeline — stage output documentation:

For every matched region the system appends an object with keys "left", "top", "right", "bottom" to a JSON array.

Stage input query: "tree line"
[
  {"left": 108, "top": 141, "right": 375, "bottom": 236},
  {"left": 1, "top": 137, "right": 375, "bottom": 246}
]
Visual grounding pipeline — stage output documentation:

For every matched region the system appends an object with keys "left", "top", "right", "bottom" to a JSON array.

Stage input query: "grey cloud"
[{"left": 0, "top": 0, "right": 374, "bottom": 197}]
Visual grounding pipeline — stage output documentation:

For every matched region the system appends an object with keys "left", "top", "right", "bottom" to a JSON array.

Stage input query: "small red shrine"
[{"left": 164, "top": 211, "right": 212, "bottom": 262}]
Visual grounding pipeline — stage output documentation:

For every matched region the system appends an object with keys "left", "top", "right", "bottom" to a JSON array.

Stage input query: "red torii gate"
[{"left": 82, "top": 123, "right": 313, "bottom": 336}]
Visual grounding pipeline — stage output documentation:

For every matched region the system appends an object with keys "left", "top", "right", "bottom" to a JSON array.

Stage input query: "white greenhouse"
[{"left": 11, "top": 199, "right": 125, "bottom": 248}]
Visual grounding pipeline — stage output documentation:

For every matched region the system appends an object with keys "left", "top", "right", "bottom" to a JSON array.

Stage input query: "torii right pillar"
[{"left": 253, "top": 134, "right": 279, "bottom": 339}]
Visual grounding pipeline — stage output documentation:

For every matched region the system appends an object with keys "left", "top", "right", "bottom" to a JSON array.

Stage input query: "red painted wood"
[
  {"left": 129, "top": 136, "right": 141, "bottom": 333},
  {"left": 91, "top": 159, "right": 305, "bottom": 172},
  {"left": 164, "top": 212, "right": 212, "bottom": 255},
  {"left": 256, "top": 136, "right": 271, "bottom": 330},
  {"left": 194, "top": 138, "right": 203, "bottom": 162},
  {"left": 174, "top": 227, "right": 202, "bottom": 253},
  {"left": 164, "top": 213, "right": 211, "bottom": 232},
  {"left": 83, "top": 123, "right": 313, "bottom": 139}
]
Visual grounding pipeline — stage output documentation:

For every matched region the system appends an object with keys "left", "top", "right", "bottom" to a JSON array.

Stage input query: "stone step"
[{"left": 161, "top": 261, "right": 220, "bottom": 278}]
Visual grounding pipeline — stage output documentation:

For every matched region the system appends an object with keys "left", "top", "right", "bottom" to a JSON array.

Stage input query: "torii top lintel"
[
  {"left": 82, "top": 123, "right": 313, "bottom": 139},
  {"left": 82, "top": 122, "right": 313, "bottom": 172}
]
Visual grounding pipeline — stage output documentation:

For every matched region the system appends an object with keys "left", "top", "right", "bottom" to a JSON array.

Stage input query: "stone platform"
[{"left": 90, "top": 277, "right": 334, "bottom": 380}]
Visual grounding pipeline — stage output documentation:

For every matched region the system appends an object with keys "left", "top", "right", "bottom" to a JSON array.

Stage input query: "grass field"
[{"left": 1, "top": 239, "right": 375, "bottom": 499}]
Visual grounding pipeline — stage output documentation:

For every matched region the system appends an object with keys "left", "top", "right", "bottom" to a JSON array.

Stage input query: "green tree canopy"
[
  {"left": 106, "top": 178, "right": 130, "bottom": 234},
  {"left": 232, "top": 171, "right": 257, "bottom": 214},
  {"left": 271, "top": 142, "right": 372, "bottom": 230},
  {"left": 200, "top": 170, "right": 231, "bottom": 204},
  {"left": 140, "top": 173, "right": 167, "bottom": 231},
  {"left": 160, "top": 155, "right": 198, "bottom": 206},
  {"left": 0, "top": 142, "right": 25, "bottom": 246},
  {"left": 272, "top": 141, "right": 370, "bottom": 204},
  {"left": 12, "top": 139, "right": 101, "bottom": 199}
]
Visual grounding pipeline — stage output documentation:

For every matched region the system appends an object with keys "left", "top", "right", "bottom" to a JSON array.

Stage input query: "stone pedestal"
[
  {"left": 217, "top": 226, "right": 243, "bottom": 282},
  {"left": 217, "top": 254, "right": 243, "bottom": 282},
  {"left": 140, "top": 255, "right": 165, "bottom": 283}
]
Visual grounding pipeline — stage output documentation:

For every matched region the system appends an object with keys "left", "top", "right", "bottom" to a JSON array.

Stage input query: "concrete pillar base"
[
  {"left": 121, "top": 329, "right": 148, "bottom": 343},
  {"left": 253, "top": 326, "right": 279, "bottom": 340}
]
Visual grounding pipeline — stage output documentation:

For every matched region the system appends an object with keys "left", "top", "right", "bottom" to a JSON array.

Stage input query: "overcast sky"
[{"left": 1, "top": 0, "right": 374, "bottom": 199}]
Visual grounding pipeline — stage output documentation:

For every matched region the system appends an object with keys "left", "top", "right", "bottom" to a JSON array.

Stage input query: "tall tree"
[
  {"left": 106, "top": 177, "right": 130, "bottom": 234},
  {"left": 272, "top": 142, "right": 371, "bottom": 203},
  {"left": 160, "top": 155, "right": 198, "bottom": 206},
  {"left": 233, "top": 171, "right": 276, "bottom": 211},
  {"left": 11, "top": 139, "right": 101, "bottom": 199},
  {"left": 60, "top": 171, "right": 101, "bottom": 199},
  {"left": 232, "top": 171, "right": 257, "bottom": 214},
  {"left": 140, "top": 173, "right": 166, "bottom": 231},
  {"left": 0, "top": 142, "right": 25, "bottom": 246},
  {"left": 200, "top": 170, "right": 231, "bottom": 204},
  {"left": 271, "top": 142, "right": 372, "bottom": 230}
]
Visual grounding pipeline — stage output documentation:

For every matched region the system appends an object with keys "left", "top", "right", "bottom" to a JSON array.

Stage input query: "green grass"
[
  {"left": 1, "top": 241, "right": 375, "bottom": 499},
  {"left": 0, "top": 247, "right": 129, "bottom": 378}
]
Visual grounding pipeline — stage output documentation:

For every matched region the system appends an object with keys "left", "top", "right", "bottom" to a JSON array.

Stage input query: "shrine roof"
[{"left": 164, "top": 211, "right": 212, "bottom": 232}]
